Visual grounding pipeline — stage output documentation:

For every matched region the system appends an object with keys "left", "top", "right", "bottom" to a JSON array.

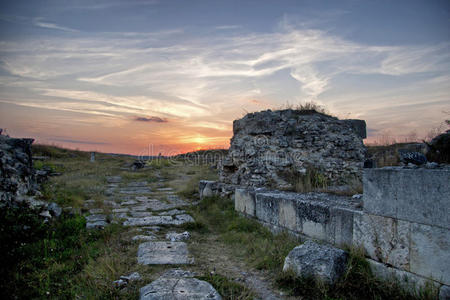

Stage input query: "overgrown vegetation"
[
  {"left": 198, "top": 273, "right": 254, "bottom": 300},
  {"left": 278, "top": 166, "right": 329, "bottom": 193},
  {"left": 187, "top": 195, "right": 298, "bottom": 273},
  {"left": 0, "top": 203, "right": 124, "bottom": 299}
]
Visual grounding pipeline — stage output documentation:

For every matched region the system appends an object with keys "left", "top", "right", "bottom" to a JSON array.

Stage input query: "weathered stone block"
[
  {"left": 368, "top": 259, "right": 440, "bottom": 295},
  {"left": 283, "top": 240, "right": 348, "bottom": 284},
  {"left": 363, "top": 168, "right": 450, "bottom": 229},
  {"left": 410, "top": 223, "right": 450, "bottom": 285},
  {"left": 255, "top": 192, "right": 280, "bottom": 226},
  {"left": 353, "top": 213, "right": 410, "bottom": 270},
  {"left": 235, "top": 188, "right": 256, "bottom": 216},
  {"left": 199, "top": 180, "right": 218, "bottom": 199}
]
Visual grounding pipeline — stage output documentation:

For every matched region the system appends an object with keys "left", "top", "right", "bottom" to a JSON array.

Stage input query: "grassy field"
[{"left": 0, "top": 144, "right": 438, "bottom": 299}]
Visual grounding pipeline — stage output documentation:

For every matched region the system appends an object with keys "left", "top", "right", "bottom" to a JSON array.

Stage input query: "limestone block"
[
  {"left": 235, "top": 188, "right": 256, "bottom": 216},
  {"left": 353, "top": 213, "right": 410, "bottom": 270},
  {"left": 410, "top": 223, "right": 450, "bottom": 285},
  {"left": 363, "top": 168, "right": 450, "bottom": 229}
]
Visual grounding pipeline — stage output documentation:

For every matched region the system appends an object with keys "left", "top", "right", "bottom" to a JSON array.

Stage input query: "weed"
[{"left": 198, "top": 273, "right": 254, "bottom": 300}]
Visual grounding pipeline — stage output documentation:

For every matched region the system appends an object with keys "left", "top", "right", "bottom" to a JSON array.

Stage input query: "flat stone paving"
[
  {"left": 140, "top": 269, "right": 221, "bottom": 300},
  {"left": 138, "top": 241, "right": 193, "bottom": 265}
]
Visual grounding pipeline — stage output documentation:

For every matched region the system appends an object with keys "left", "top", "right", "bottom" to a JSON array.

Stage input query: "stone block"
[
  {"left": 368, "top": 259, "right": 440, "bottom": 295},
  {"left": 353, "top": 213, "right": 410, "bottom": 270},
  {"left": 283, "top": 240, "right": 348, "bottom": 284},
  {"left": 199, "top": 180, "right": 218, "bottom": 199},
  {"left": 255, "top": 192, "right": 280, "bottom": 226},
  {"left": 235, "top": 188, "right": 256, "bottom": 216},
  {"left": 363, "top": 168, "right": 450, "bottom": 229},
  {"left": 410, "top": 223, "right": 450, "bottom": 285}
]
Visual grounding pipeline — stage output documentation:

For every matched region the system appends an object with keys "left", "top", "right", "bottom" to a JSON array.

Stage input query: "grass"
[
  {"left": 0, "top": 202, "right": 126, "bottom": 299},
  {"left": 186, "top": 195, "right": 298, "bottom": 273},
  {"left": 198, "top": 273, "right": 254, "bottom": 300}
]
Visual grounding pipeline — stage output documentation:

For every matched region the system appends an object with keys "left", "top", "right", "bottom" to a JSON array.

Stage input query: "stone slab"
[
  {"left": 410, "top": 222, "right": 450, "bottom": 285},
  {"left": 140, "top": 269, "right": 221, "bottom": 300},
  {"left": 363, "top": 168, "right": 450, "bottom": 229},
  {"left": 137, "top": 242, "right": 193, "bottom": 265}
]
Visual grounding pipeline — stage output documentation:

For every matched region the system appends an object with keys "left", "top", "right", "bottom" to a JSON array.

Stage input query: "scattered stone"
[
  {"left": 166, "top": 231, "right": 190, "bottom": 242},
  {"left": 172, "top": 214, "right": 195, "bottom": 225},
  {"left": 113, "top": 208, "right": 129, "bottom": 213},
  {"left": 130, "top": 211, "right": 153, "bottom": 218},
  {"left": 48, "top": 202, "right": 62, "bottom": 217},
  {"left": 136, "top": 196, "right": 148, "bottom": 201},
  {"left": 39, "top": 210, "right": 52, "bottom": 218},
  {"left": 121, "top": 200, "right": 138, "bottom": 206},
  {"left": 137, "top": 241, "right": 194, "bottom": 265},
  {"left": 84, "top": 199, "right": 96, "bottom": 207},
  {"left": 104, "top": 200, "right": 120, "bottom": 207},
  {"left": 143, "top": 226, "right": 161, "bottom": 232},
  {"left": 159, "top": 209, "right": 186, "bottom": 216},
  {"left": 140, "top": 269, "right": 221, "bottom": 300},
  {"left": 132, "top": 235, "right": 156, "bottom": 241},
  {"left": 120, "top": 272, "right": 141, "bottom": 282},
  {"left": 425, "top": 162, "right": 439, "bottom": 169},
  {"left": 157, "top": 187, "right": 173, "bottom": 192},
  {"left": 351, "top": 194, "right": 363, "bottom": 200},
  {"left": 123, "top": 216, "right": 174, "bottom": 227},
  {"left": 398, "top": 150, "right": 427, "bottom": 165},
  {"left": 113, "top": 279, "right": 127, "bottom": 288},
  {"left": 106, "top": 176, "right": 122, "bottom": 183},
  {"left": 283, "top": 240, "right": 348, "bottom": 284},
  {"left": 86, "top": 214, "right": 108, "bottom": 229},
  {"left": 128, "top": 181, "right": 148, "bottom": 187},
  {"left": 89, "top": 208, "right": 104, "bottom": 214},
  {"left": 119, "top": 187, "right": 152, "bottom": 194}
]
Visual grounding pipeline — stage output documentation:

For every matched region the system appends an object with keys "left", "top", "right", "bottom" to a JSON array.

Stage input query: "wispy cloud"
[
  {"left": 33, "top": 18, "right": 79, "bottom": 32},
  {"left": 0, "top": 22, "right": 448, "bottom": 148},
  {"left": 134, "top": 116, "right": 168, "bottom": 123}
]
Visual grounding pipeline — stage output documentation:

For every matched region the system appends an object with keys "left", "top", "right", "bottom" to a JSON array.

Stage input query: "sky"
[{"left": 0, "top": 0, "right": 449, "bottom": 155}]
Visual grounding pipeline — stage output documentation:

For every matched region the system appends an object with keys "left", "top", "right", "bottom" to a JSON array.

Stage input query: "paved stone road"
[{"left": 85, "top": 175, "right": 221, "bottom": 299}]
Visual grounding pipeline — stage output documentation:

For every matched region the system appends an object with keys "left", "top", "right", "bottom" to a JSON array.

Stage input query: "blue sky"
[{"left": 0, "top": 0, "right": 449, "bottom": 154}]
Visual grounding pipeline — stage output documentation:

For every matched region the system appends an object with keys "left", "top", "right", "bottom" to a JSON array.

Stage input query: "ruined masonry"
[{"left": 220, "top": 109, "right": 366, "bottom": 190}]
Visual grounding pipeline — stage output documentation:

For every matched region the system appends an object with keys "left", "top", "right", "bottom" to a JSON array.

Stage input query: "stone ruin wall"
[
  {"left": 0, "top": 134, "right": 36, "bottom": 206},
  {"left": 219, "top": 109, "right": 367, "bottom": 190}
]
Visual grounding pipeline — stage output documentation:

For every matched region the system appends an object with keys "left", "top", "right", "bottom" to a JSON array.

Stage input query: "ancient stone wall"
[
  {"left": 0, "top": 134, "right": 36, "bottom": 206},
  {"left": 219, "top": 109, "right": 367, "bottom": 190},
  {"left": 201, "top": 166, "right": 450, "bottom": 295}
]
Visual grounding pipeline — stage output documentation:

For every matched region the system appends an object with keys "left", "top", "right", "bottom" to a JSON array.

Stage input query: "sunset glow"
[{"left": 0, "top": 0, "right": 449, "bottom": 154}]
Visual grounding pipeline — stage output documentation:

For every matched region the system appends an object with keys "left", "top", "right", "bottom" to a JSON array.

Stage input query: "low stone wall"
[{"left": 199, "top": 166, "right": 450, "bottom": 295}]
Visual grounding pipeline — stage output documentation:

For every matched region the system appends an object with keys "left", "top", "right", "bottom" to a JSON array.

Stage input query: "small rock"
[
  {"left": 165, "top": 231, "right": 190, "bottom": 242},
  {"left": 425, "top": 162, "right": 439, "bottom": 169},
  {"left": 120, "top": 272, "right": 141, "bottom": 282},
  {"left": 132, "top": 235, "right": 156, "bottom": 241},
  {"left": 113, "top": 279, "right": 127, "bottom": 288},
  {"left": 351, "top": 194, "right": 363, "bottom": 200},
  {"left": 106, "top": 176, "right": 122, "bottom": 183},
  {"left": 89, "top": 208, "right": 104, "bottom": 214},
  {"left": 48, "top": 202, "right": 62, "bottom": 217},
  {"left": 39, "top": 210, "right": 52, "bottom": 218},
  {"left": 439, "top": 285, "right": 450, "bottom": 300}
]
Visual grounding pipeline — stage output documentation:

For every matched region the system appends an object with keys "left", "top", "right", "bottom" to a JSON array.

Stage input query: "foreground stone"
[
  {"left": 140, "top": 269, "right": 221, "bottom": 300},
  {"left": 283, "top": 240, "right": 348, "bottom": 284},
  {"left": 85, "top": 214, "right": 108, "bottom": 229},
  {"left": 137, "top": 241, "right": 193, "bottom": 265},
  {"left": 123, "top": 214, "right": 194, "bottom": 227},
  {"left": 166, "top": 231, "right": 190, "bottom": 242}
]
